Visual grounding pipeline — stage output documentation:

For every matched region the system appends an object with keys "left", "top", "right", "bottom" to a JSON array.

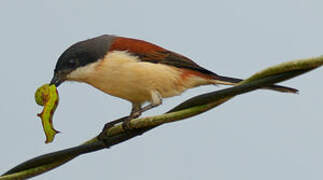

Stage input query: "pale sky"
[{"left": 1, "top": 0, "right": 323, "bottom": 179}]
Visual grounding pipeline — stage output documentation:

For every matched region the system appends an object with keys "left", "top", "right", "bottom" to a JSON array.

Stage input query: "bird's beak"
[{"left": 50, "top": 72, "right": 64, "bottom": 87}]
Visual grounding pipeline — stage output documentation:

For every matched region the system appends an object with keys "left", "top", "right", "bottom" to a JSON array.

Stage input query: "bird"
[{"left": 50, "top": 35, "right": 297, "bottom": 129}]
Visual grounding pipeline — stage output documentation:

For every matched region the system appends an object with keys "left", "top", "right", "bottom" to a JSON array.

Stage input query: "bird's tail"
[{"left": 212, "top": 75, "right": 298, "bottom": 93}]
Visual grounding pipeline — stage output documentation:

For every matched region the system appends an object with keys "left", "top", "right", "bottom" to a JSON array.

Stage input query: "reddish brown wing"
[
  {"left": 109, "top": 37, "right": 218, "bottom": 77},
  {"left": 109, "top": 37, "right": 298, "bottom": 93}
]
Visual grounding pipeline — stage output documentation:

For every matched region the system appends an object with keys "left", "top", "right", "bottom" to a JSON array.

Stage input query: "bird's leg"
[
  {"left": 129, "top": 103, "right": 142, "bottom": 119},
  {"left": 99, "top": 90, "right": 162, "bottom": 137},
  {"left": 122, "top": 90, "right": 162, "bottom": 130}
]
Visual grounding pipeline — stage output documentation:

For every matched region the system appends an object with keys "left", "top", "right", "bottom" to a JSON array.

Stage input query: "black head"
[{"left": 50, "top": 35, "right": 116, "bottom": 87}]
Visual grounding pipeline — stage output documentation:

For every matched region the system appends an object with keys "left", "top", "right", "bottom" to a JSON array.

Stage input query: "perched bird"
[{"left": 50, "top": 35, "right": 297, "bottom": 128}]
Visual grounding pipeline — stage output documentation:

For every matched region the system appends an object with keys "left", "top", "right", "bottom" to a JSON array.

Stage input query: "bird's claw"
[
  {"left": 98, "top": 111, "right": 141, "bottom": 145},
  {"left": 121, "top": 112, "right": 141, "bottom": 131},
  {"left": 98, "top": 116, "right": 127, "bottom": 141},
  {"left": 121, "top": 118, "right": 132, "bottom": 131}
]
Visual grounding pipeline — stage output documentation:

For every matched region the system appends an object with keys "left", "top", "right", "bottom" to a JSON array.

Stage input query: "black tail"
[{"left": 215, "top": 75, "right": 298, "bottom": 94}]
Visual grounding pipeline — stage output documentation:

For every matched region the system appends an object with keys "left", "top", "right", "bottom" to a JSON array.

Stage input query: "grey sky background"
[{"left": 1, "top": 0, "right": 323, "bottom": 179}]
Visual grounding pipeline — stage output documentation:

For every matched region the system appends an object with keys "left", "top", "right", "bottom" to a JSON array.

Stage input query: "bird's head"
[{"left": 50, "top": 35, "right": 116, "bottom": 87}]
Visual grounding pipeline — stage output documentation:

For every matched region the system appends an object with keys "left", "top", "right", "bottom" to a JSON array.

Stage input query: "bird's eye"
[{"left": 66, "top": 59, "right": 78, "bottom": 68}]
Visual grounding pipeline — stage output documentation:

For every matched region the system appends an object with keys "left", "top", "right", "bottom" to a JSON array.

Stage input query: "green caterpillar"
[{"left": 35, "top": 84, "right": 60, "bottom": 143}]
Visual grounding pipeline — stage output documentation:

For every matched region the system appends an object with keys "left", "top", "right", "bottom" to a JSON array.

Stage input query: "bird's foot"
[
  {"left": 98, "top": 116, "right": 128, "bottom": 141},
  {"left": 98, "top": 111, "right": 141, "bottom": 141},
  {"left": 121, "top": 111, "right": 141, "bottom": 131}
]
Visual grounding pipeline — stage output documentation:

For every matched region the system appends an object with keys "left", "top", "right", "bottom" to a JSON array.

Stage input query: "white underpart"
[{"left": 67, "top": 51, "right": 211, "bottom": 104}]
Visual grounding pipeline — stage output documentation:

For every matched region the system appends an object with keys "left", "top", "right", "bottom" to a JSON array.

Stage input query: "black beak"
[{"left": 50, "top": 72, "right": 64, "bottom": 87}]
